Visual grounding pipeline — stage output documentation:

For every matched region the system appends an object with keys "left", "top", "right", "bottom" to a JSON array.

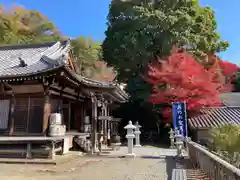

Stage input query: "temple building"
[{"left": 0, "top": 40, "right": 128, "bottom": 158}]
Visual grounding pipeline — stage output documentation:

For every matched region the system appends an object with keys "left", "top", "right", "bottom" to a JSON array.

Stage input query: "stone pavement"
[
  {"left": 100, "top": 146, "right": 187, "bottom": 158},
  {"left": 0, "top": 146, "right": 184, "bottom": 180}
]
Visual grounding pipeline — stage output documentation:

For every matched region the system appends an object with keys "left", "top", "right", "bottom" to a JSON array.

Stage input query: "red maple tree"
[
  {"left": 203, "top": 53, "right": 238, "bottom": 79},
  {"left": 218, "top": 60, "right": 239, "bottom": 77},
  {"left": 145, "top": 52, "right": 233, "bottom": 121}
]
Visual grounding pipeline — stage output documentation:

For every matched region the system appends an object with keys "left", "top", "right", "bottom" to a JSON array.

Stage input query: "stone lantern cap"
[
  {"left": 134, "top": 121, "right": 141, "bottom": 128},
  {"left": 124, "top": 121, "right": 136, "bottom": 129}
]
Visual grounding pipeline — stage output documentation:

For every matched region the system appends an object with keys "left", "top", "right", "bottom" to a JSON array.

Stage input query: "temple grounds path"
[{"left": 0, "top": 146, "right": 182, "bottom": 180}]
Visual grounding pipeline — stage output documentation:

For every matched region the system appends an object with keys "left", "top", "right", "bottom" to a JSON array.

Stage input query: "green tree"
[
  {"left": 0, "top": 5, "right": 62, "bottom": 45},
  {"left": 235, "top": 72, "right": 240, "bottom": 91},
  {"left": 210, "top": 125, "right": 240, "bottom": 167},
  {"left": 71, "top": 36, "right": 117, "bottom": 81},
  {"left": 102, "top": 0, "right": 229, "bottom": 82},
  {"left": 102, "top": 0, "right": 229, "bottom": 122},
  {"left": 71, "top": 36, "right": 103, "bottom": 77},
  {"left": 0, "top": 5, "right": 115, "bottom": 82}
]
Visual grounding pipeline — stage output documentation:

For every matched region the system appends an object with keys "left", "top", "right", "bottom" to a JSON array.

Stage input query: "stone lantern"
[
  {"left": 124, "top": 121, "right": 136, "bottom": 158},
  {"left": 168, "top": 128, "right": 175, "bottom": 148},
  {"left": 134, "top": 121, "right": 142, "bottom": 147},
  {"left": 174, "top": 130, "right": 184, "bottom": 157},
  {"left": 84, "top": 116, "right": 91, "bottom": 133}
]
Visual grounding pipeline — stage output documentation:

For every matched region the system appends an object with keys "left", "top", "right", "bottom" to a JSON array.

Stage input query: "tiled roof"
[
  {"left": 188, "top": 107, "right": 240, "bottom": 129},
  {"left": 220, "top": 93, "right": 240, "bottom": 107},
  {"left": 76, "top": 74, "right": 115, "bottom": 88},
  {"left": 0, "top": 41, "right": 70, "bottom": 77},
  {"left": 73, "top": 74, "right": 128, "bottom": 102},
  {"left": 0, "top": 41, "right": 128, "bottom": 102}
]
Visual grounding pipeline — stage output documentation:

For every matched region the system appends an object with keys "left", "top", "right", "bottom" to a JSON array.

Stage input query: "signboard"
[{"left": 172, "top": 102, "right": 188, "bottom": 137}]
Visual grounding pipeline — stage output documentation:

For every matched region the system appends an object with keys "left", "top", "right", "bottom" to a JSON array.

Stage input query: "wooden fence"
[{"left": 186, "top": 138, "right": 240, "bottom": 180}]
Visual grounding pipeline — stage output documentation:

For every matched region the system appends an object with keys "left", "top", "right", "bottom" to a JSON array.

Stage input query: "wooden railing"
[{"left": 185, "top": 138, "right": 240, "bottom": 180}]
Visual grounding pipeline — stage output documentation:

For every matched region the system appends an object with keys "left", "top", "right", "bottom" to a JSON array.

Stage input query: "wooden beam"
[
  {"left": 11, "top": 84, "right": 44, "bottom": 94},
  {"left": 50, "top": 90, "right": 82, "bottom": 102},
  {"left": 0, "top": 84, "right": 4, "bottom": 93},
  {"left": 68, "top": 102, "right": 71, "bottom": 131},
  {"left": 98, "top": 116, "right": 112, "bottom": 121},
  {"left": 50, "top": 86, "right": 85, "bottom": 99},
  {"left": 26, "top": 97, "right": 31, "bottom": 133},
  {"left": 67, "top": 52, "right": 75, "bottom": 70}
]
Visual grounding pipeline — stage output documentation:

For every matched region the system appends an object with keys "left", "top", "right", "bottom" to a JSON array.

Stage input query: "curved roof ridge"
[
  {"left": 24, "top": 41, "right": 61, "bottom": 65},
  {"left": 46, "top": 40, "right": 71, "bottom": 64},
  {"left": 0, "top": 41, "right": 58, "bottom": 50}
]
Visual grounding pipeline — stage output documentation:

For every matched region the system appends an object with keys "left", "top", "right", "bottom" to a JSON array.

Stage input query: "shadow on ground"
[
  {"left": 120, "top": 140, "right": 169, "bottom": 149},
  {"left": 165, "top": 156, "right": 177, "bottom": 180},
  {"left": 141, "top": 156, "right": 166, "bottom": 159}
]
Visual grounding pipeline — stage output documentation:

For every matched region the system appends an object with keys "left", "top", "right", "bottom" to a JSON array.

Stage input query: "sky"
[{"left": 0, "top": 0, "right": 239, "bottom": 65}]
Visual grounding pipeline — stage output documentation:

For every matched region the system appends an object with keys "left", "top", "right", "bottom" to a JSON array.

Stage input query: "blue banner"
[{"left": 172, "top": 102, "right": 188, "bottom": 137}]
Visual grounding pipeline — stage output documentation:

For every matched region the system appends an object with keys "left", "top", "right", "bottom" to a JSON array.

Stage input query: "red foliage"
[
  {"left": 204, "top": 54, "right": 239, "bottom": 90},
  {"left": 145, "top": 53, "right": 233, "bottom": 121},
  {"left": 203, "top": 54, "right": 239, "bottom": 82},
  {"left": 218, "top": 60, "right": 239, "bottom": 78}
]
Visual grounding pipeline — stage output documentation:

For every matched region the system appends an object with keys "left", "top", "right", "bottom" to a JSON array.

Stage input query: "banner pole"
[{"left": 183, "top": 101, "right": 188, "bottom": 138}]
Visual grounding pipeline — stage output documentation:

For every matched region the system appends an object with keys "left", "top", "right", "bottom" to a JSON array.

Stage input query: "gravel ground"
[{"left": 0, "top": 156, "right": 173, "bottom": 180}]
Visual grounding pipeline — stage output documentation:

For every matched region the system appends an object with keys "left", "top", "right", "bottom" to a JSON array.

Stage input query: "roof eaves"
[
  {"left": 62, "top": 68, "right": 129, "bottom": 102},
  {"left": 0, "top": 65, "right": 65, "bottom": 82},
  {"left": 188, "top": 107, "right": 240, "bottom": 129},
  {"left": 113, "top": 86, "right": 129, "bottom": 102},
  {"left": 63, "top": 68, "right": 115, "bottom": 89}
]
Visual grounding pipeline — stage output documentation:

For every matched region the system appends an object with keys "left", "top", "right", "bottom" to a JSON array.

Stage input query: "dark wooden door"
[
  {"left": 28, "top": 98, "right": 43, "bottom": 133},
  {"left": 14, "top": 98, "right": 28, "bottom": 134},
  {"left": 14, "top": 97, "right": 43, "bottom": 134},
  {"left": 0, "top": 100, "right": 10, "bottom": 130}
]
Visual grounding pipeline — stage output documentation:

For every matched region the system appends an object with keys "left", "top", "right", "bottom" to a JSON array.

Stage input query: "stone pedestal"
[
  {"left": 124, "top": 121, "right": 136, "bottom": 158},
  {"left": 174, "top": 130, "right": 184, "bottom": 157},
  {"left": 134, "top": 121, "right": 141, "bottom": 148}
]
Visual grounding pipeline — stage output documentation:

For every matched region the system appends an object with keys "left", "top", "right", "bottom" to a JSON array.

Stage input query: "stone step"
[
  {"left": 174, "top": 157, "right": 210, "bottom": 180},
  {"left": 186, "top": 169, "right": 210, "bottom": 180}
]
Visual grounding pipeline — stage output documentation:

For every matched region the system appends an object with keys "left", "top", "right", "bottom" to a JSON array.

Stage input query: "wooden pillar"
[
  {"left": 91, "top": 96, "right": 98, "bottom": 154},
  {"left": 102, "top": 101, "right": 108, "bottom": 144},
  {"left": 9, "top": 93, "right": 15, "bottom": 136},
  {"left": 43, "top": 86, "right": 51, "bottom": 136},
  {"left": 68, "top": 102, "right": 71, "bottom": 131},
  {"left": 26, "top": 96, "right": 31, "bottom": 133},
  {"left": 80, "top": 103, "right": 84, "bottom": 132}
]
